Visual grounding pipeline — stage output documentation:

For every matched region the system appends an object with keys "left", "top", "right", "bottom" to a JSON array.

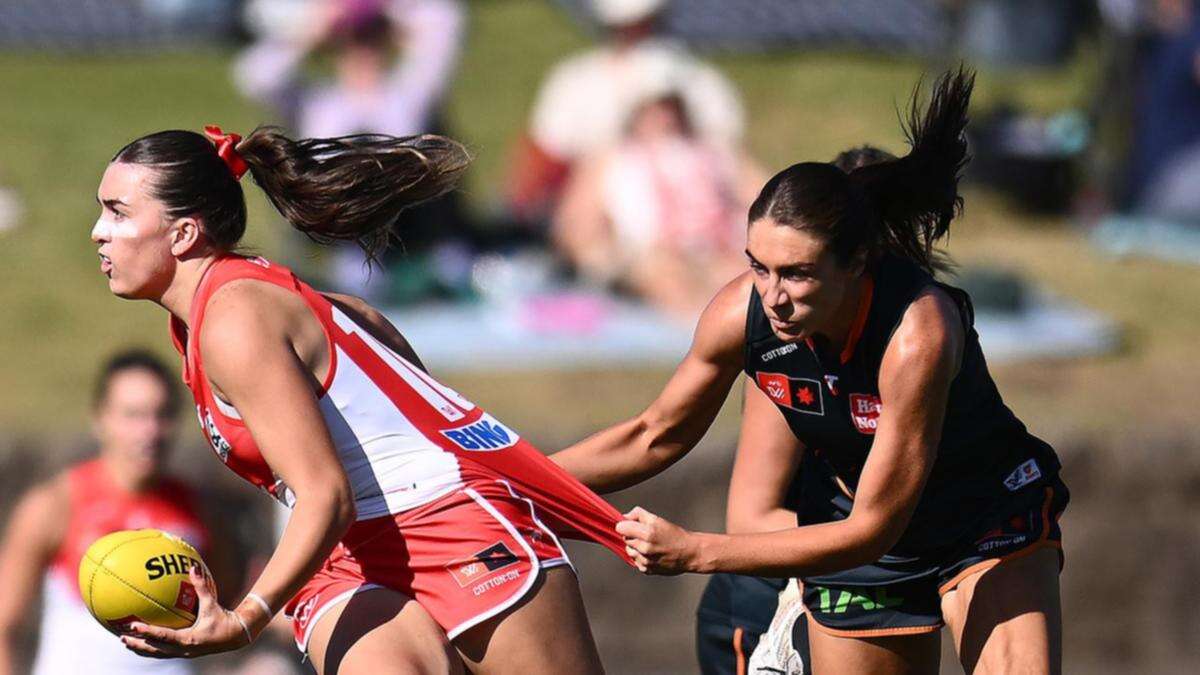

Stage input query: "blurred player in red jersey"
[
  {"left": 89, "top": 126, "right": 631, "bottom": 674},
  {"left": 0, "top": 350, "right": 236, "bottom": 675}
]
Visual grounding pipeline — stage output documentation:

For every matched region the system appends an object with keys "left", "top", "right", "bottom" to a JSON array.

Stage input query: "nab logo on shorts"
[
  {"left": 446, "top": 541, "right": 520, "bottom": 588},
  {"left": 755, "top": 372, "right": 824, "bottom": 415},
  {"left": 848, "top": 394, "right": 882, "bottom": 434},
  {"left": 441, "top": 413, "right": 520, "bottom": 451}
]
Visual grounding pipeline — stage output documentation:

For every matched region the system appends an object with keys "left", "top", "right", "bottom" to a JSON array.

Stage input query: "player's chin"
[
  {"left": 107, "top": 277, "right": 149, "bottom": 300},
  {"left": 106, "top": 277, "right": 132, "bottom": 298},
  {"left": 770, "top": 323, "right": 807, "bottom": 343}
]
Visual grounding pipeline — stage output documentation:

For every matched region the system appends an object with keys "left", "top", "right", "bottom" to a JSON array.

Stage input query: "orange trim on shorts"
[
  {"left": 733, "top": 626, "right": 746, "bottom": 675},
  {"left": 937, "top": 486, "right": 1059, "bottom": 597},
  {"left": 807, "top": 612, "right": 942, "bottom": 639}
]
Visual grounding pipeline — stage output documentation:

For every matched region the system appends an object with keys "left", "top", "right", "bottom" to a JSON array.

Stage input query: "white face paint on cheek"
[{"left": 92, "top": 217, "right": 139, "bottom": 240}]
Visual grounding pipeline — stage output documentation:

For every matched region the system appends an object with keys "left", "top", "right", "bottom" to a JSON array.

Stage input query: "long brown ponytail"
[
  {"left": 237, "top": 128, "right": 469, "bottom": 259},
  {"left": 112, "top": 127, "right": 470, "bottom": 261}
]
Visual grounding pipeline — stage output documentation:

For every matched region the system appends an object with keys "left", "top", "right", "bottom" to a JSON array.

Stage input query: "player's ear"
[{"left": 168, "top": 216, "right": 203, "bottom": 257}]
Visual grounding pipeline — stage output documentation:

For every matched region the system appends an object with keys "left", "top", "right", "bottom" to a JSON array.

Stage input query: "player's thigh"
[
  {"left": 306, "top": 587, "right": 463, "bottom": 675},
  {"left": 940, "top": 546, "right": 1062, "bottom": 675},
  {"left": 807, "top": 613, "right": 940, "bottom": 675},
  {"left": 453, "top": 566, "right": 603, "bottom": 675}
]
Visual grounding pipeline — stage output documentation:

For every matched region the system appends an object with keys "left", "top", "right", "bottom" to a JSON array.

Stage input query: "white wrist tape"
[
  {"left": 233, "top": 612, "right": 253, "bottom": 645},
  {"left": 244, "top": 592, "right": 273, "bottom": 618}
]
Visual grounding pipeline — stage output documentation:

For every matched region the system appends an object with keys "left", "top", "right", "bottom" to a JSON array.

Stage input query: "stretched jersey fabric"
[
  {"left": 168, "top": 255, "right": 627, "bottom": 561},
  {"left": 33, "top": 459, "right": 206, "bottom": 675},
  {"left": 743, "top": 255, "right": 1062, "bottom": 556}
]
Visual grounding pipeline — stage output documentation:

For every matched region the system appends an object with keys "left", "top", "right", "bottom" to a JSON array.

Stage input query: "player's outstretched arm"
[
  {"left": 620, "top": 288, "right": 964, "bottom": 576},
  {"left": 551, "top": 274, "right": 751, "bottom": 493}
]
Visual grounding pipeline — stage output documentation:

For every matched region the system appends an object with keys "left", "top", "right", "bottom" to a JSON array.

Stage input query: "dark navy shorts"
[{"left": 801, "top": 476, "right": 1069, "bottom": 638}]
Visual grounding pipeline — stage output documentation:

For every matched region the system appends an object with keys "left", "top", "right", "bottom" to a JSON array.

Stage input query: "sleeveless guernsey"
[
  {"left": 168, "top": 255, "right": 625, "bottom": 557},
  {"left": 32, "top": 459, "right": 206, "bottom": 675},
  {"left": 743, "top": 256, "right": 1061, "bottom": 556}
]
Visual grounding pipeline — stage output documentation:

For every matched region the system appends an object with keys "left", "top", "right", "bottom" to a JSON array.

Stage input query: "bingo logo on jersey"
[{"left": 440, "top": 413, "right": 520, "bottom": 451}]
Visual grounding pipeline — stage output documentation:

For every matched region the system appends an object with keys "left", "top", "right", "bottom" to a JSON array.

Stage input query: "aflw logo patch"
[
  {"left": 755, "top": 372, "right": 824, "bottom": 415},
  {"left": 441, "top": 413, "right": 520, "bottom": 451}
]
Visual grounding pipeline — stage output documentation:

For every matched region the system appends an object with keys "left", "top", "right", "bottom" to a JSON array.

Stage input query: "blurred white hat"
[
  {"left": 243, "top": 0, "right": 317, "bottom": 41},
  {"left": 593, "top": 0, "right": 666, "bottom": 26}
]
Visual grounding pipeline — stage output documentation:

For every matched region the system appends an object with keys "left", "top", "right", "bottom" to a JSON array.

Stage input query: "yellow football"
[{"left": 78, "top": 529, "right": 207, "bottom": 634}]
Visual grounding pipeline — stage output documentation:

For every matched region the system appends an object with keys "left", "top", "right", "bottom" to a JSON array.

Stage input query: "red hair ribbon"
[{"left": 203, "top": 125, "right": 248, "bottom": 180}]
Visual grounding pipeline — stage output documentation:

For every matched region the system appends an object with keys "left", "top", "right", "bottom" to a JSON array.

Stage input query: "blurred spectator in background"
[
  {"left": 0, "top": 350, "right": 238, "bottom": 675},
  {"left": 235, "top": 0, "right": 468, "bottom": 302},
  {"left": 553, "top": 86, "right": 762, "bottom": 318},
  {"left": 1122, "top": 0, "right": 1200, "bottom": 219},
  {"left": 507, "top": 0, "right": 745, "bottom": 231}
]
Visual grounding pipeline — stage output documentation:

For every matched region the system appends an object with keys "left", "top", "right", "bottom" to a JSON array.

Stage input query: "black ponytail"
[
  {"left": 849, "top": 67, "right": 973, "bottom": 272},
  {"left": 748, "top": 67, "right": 974, "bottom": 274},
  {"left": 112, "top": 127, "right": 470, "bottom": 262}
]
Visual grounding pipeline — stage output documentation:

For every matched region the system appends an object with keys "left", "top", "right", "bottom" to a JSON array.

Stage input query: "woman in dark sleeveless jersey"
[
  {"left": 693, "top": 147, "right": 891, "bottom": 675},
  {"left": 554, "top": 69, "right": 1068, "bottom": 674}
]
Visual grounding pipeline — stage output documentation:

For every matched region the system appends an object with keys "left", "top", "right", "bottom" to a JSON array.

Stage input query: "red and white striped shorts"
[{"left": 285, "top": 478, "right": 572, "bottom": 652}]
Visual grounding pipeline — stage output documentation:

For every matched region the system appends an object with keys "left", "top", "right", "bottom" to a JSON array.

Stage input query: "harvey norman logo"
[{"left": 441, "top": 413, "right": 520, "bottom": 451}]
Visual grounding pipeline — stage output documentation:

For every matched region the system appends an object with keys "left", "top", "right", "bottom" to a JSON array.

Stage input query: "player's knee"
[{"left": 972, "top": 639, "right": 1053, "bottom": 675}]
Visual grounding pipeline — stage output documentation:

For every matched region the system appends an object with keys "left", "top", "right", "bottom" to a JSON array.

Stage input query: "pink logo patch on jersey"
[{"left": 849, "top": 394, "right": 882, "bottom": 434}]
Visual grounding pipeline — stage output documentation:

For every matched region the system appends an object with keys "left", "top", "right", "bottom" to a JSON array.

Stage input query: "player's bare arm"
[
  {"left": 725, "top": 379, "right": 805, "bottom": 534},
  {"left": 620, "top": 287, "right": 964, "bottom": 575},
  {"left": 552, "top": 272, "right": 753, "bottom": 493},
  {"left": 124, "top": 282, "right": 355, "bottom": 657}
]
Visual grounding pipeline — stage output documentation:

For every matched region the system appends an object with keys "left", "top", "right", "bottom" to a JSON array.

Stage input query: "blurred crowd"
[
  {"left": 3, "top": 0, "right": 1198, "bottom": 306},
  {"left": 229, "top": 0, "right": 765, "bottom": 318},
  {"left": 221, "top": 0, "right": 1200, "bottom": 311}
]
